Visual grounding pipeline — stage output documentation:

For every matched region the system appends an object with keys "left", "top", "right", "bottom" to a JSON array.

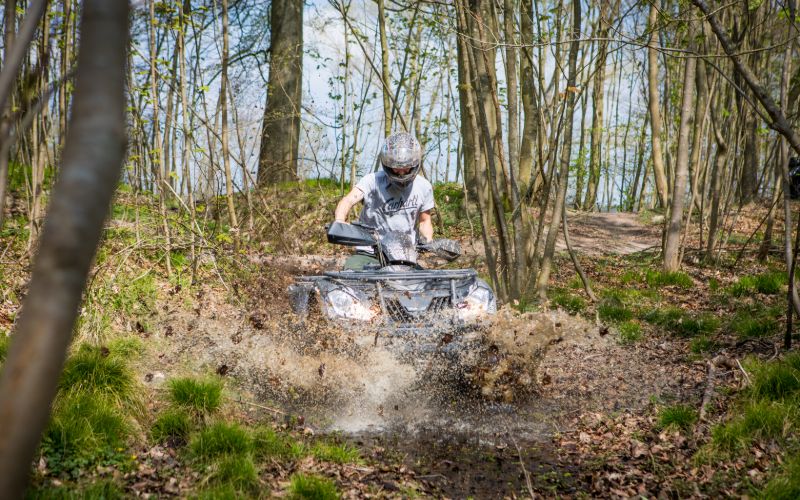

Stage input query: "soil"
[{"left": 134, "top": 212, "right": 714, "bottom": 497}]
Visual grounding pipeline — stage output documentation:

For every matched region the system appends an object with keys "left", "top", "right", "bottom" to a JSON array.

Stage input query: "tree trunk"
[
  {"left": 377, "top": 0, "right": 391, "bottom": 136},
  {"left": 257, "top": 0, "right": 303, "bottom": 185},
  {"left": 220, "top": 0, "right": 238, "bottom": 243},
  {"left": 0, "top": 2, "right": 128, "bottom": 495},
  {"left": 648, "top": 3, "right": 669, "bottom": 208},
  {"left": 663, "top": 21, "right": 697, "bottom": 272},
  {"left": 536, "top": 0, "right": 581, "bottom": 298},
  {"left": 518, "top": 0, "right": 536, "bottom": 188}
]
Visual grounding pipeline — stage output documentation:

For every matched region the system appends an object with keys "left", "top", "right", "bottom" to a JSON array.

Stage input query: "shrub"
[
  {"left": 189, "top": 423, "right": 252, "bottom": 460},
  {"left": 617, "top": 321, "right": 642, "bottom": 344},
  {"left": 151, "top": 409, "right": 192, "bottom": 444},
  {"left": 288, "top": 473, "right": 340, "bottom": 500},
  {"left": 168, "top": 377, "right": 222, "bottom": 415},
  {"left": 658, "top": 404, "right": 698, "bottom": 432},
  {"left": 645, "top": 270, "right": 693, "bottom": 289}
]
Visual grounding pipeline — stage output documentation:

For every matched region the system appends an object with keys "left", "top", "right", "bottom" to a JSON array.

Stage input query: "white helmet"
[{"left": 379, "top": 132, "right": 422, "bottom": 187}]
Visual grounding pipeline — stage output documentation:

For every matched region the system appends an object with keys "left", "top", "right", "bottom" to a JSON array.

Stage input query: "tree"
[
  {"left": 257, "top": 0, "right": 304, "bottom": 186},
  {"left": 0, "top": 0, "right": 129, "bottom": 494}
]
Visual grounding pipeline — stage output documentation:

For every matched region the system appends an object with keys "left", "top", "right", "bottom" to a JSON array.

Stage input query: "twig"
[
  {"left": 736, "top": 358, "right": 751, "bottom": 386},
  {"left": 562, "top": 209, "right": 597, "bottom": 302},
  {"left": 234, "top": 396, "right": 285, "bottom": 415},
  {"left": 511, "top": 436, "right": 535, "bottom": 499}
]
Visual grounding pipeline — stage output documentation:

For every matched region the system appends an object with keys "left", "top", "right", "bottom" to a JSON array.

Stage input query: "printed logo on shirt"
[{"left": 383, "top": 196, "right": 420, "bottom": 214}]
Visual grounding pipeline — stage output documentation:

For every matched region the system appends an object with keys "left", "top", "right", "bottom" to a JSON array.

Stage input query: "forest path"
[{"left": 555, "top": 211, "right": 661, "bottom": 256}]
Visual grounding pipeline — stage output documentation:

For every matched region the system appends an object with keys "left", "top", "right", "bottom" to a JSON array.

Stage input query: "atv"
[{"left": 288, "top": 222, "right": 497, "bottom": 354}]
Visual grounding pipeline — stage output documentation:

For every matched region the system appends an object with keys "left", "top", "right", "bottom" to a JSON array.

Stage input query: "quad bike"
[{"left": 288, "top": 222, "right": 497, "bottom": 355}]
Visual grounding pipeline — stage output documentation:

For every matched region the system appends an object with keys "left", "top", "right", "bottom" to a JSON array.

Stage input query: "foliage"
[
  {"left": 288, "top": 473, "right": 341, "bottom": 500},
  {"left": 189, "top": 423, "right": 252, "bottom": 460},
  {"left": 657, "top": 404, "right": 697, "bottom": 432},
  {"left": 168, "top": 377, "right": 223, "bottom": 416},
  {"left": 151, "top": 409, "right": 193, "bottom": 444}
]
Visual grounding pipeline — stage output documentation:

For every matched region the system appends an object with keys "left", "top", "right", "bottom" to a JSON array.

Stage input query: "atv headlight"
[{"left": 324, "top": 289, "right": 376, "bottom": 321}]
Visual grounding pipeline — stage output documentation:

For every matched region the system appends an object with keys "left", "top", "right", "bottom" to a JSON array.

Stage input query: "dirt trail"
[{"left": 556, "top": 211, "right": 661, "bottom": 255}]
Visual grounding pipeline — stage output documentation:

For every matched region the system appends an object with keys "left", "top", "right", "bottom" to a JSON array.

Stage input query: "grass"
[
  {"left": 658, "top": 404, "right": 698, "bottom": 432},
  {"left": 310, "top": 441, "right": 361, "bottom": 464},
  {"left": 151, "top": 409, "right": 193, "bottom": 444},
  {"left": 42, "top": 392, "right": 132, "bottom": 478},
  {"left": 0, "top": 333, "right": 9, "bottom": 363},
  {"left": 59, "top": 345, "right": 137, "bottom": 406},
  {"left": 747, "top": 353, "right": 800, "bottom": 401},
  {"left": 168, "top": 377, "right": 223, "bottom": 415},
  {"left": 207, "top": 455, "right": 260, "bottom": 493},
  {"left": 731, "top": 309, "right": 780, "bottom": 339},
  {"left": 550, "top": 289, "right": 587, "bottom": 314},
  {"left": 759, "top": 455, "right": 800, "bottom": 499},
  {"left": 644, "top": 270, "right": 693, "bottom": 289},
  {"left": 28, "top": 479, "right": 125, "bottom": 499},
  {"left": 617, "top": 321, "right": 642, "bottom": 344},
  {"left": 598, "top": 298, "right": 633, "bottom": 323},
  {"left": 288, "top": 473, "right": 340, "bottom": 500},
  {"left": 727, "top": 271, "right": 787, "bottom": 297},
  {"left": 711, "top": 400, "right": 793, "bottom": 452},
  {"left": 643, "top": 307, "right": 719, "bottom": 338},
  {"left": 690, "top": 335, "right": 716, "bottom": 354},
  {"left": 189, "top": 423, "right": 252, "bottom": 460},
  {"left": 253, "top": 427, "right": 305, "bottom": 461}
]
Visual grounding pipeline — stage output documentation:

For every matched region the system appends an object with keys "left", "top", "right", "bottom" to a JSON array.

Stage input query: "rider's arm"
[
  {"left": 419, "top": 210, "right": 433, "bottom": 242},
  {"left": 334, "top": 187, "right": 365, "bottom": 222}
]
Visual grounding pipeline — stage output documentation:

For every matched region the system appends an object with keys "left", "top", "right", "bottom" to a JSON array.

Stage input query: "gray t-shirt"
[{"left": 354, "top": 171, "right": 434, "bottom": 251}]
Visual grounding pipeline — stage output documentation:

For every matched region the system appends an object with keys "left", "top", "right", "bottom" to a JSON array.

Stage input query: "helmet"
[{"left": 379, "top": 132, "right": 422, "bottom": 187}]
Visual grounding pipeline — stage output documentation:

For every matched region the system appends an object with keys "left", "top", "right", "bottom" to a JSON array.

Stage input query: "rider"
[{"left": 334, "top": 132, "right": 434, "bottom": 270}]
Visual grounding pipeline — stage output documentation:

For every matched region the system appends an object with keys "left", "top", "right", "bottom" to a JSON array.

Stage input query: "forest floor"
[{"left": 2, "top": 186, "right": 799, "bottom": 498}]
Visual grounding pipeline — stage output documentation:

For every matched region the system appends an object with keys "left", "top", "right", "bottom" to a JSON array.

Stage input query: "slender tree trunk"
[
  {"left": 663, "top": 22, "right": 697, "bottom": 271},
  {"left": 648, "top": 3, "right": 669, "bottom": 208},
  {"left": 377, "top": 0, "right": 391, "bottom": 136},
  {"left": 518, "top": 0, "right": 536, "bottom": 188},
  {"left": 0, "top": 2, "right": 128, "bottom": 495},
  {"left": 537, "top": 0, "right": 581, "bottom": 298},
  {"left": 220, "top": 0, "right": 238, "bottom": 244}
]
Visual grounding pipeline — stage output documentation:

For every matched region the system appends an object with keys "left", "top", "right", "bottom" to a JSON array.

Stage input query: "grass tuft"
[
  {"left": 310, "top": 441, "right": 361, "bottom": 464},
  {"left": 690, "top": 335, "right": 716, "bottom": 354},
  {"left": 168, "top": 377, "right": 222, "bottom": 415},
  {"left": 0, "top": 333, "right": 9, "bottom": 363},
  {"left": 732, "top": 314, "right": 779, "bottom": 339},
  {"left": 550, "top": 290, "right": 586, "bottom": 314},
  {"left": 189, "top": 423, "right": 252, "bottom": 460},
  {"left": 643, "top": 307, "right": 718, "bottom": 337},
  {"left": 759, "top": 455, "right": 800, "bottom": 499},
  {"left": 42, "top": 392, "right": 131, "bottom": 478},
  {"left": 151, "top": 409, "right": 193, "bottom": 444},
  {"left": 253, "top": 427, "right": 305, "bottom": 461},
  {"left": 59, "top": 345, "right": 137, "bottom": 406},
  {"left": 617, "top": 321, "right": 642, "bottom": 344},
  {"left": 598, "top": 297, "right": 633, "bottom": 323},
  {"left": 711, "top": 400, "right": 792, "bottom": 451},
  {"left": 288, "top": 473, "right": 340, "bottom": 500},
  {"left": 208, "top": 454, "right": 260, "bottom": 492},
  {"left": 747, "top": 357, "right": 800, "bottom": 401},
  {"left": 658, "top": 404, "right": 698, "bottom": 432},
  {"left": 29, "top": 479, "right": 125, "bottom": 500},
  {"left": 645, "top": 270, "right": 693, "bottom": 289}
]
